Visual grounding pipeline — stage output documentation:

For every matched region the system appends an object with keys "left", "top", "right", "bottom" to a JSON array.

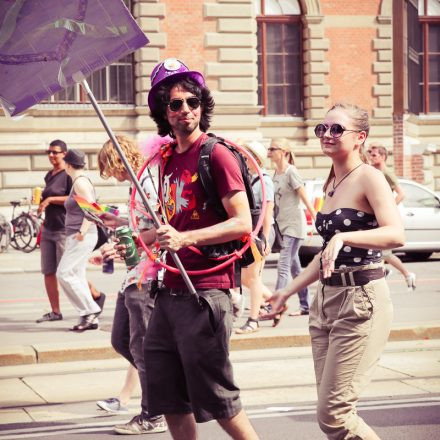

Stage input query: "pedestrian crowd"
[{"left": 33, "top": 58, "right": 414, "bottom": 439}]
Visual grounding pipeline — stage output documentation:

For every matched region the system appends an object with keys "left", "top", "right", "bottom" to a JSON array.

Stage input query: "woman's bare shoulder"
[{"left": 359, "top": 164, "right": 390, "bottom": 192}]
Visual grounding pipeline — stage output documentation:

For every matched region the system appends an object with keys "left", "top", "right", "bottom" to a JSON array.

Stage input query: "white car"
[{"left": 300, "top": 178, "right": 440, "bottom": 264}]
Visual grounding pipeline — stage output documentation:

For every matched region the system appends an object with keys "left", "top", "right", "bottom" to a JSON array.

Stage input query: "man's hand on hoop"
[{"left": 156, "top": 224, "right": 187, "bottom": 252}]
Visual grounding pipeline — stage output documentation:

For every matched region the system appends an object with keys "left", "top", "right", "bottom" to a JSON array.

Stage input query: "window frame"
[
  {"left": 418, "top": 0, "right": 440, "bottom": 113},
  {"left": 43, "top": 0, "right": 135, "bottom": 106},
  {"left": 256, "top": 1, "right": 303, "bottom": 117}
]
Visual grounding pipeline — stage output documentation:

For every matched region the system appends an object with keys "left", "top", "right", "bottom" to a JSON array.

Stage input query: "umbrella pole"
[{"left": 81, "top": 79, "right": 197, "bottom": 296}]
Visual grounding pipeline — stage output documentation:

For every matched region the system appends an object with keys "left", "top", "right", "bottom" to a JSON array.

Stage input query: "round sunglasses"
[
  {"left": 314, "top": 123, "right": 361, "bottom": 139},
  {"left": 168, "top": 97, "right": 201, "bottom": 112}
]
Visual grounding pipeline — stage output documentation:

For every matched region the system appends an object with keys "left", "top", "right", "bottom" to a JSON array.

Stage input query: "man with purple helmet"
[{"left": 143, "top": 58, "right": 259, "bottom": 439}]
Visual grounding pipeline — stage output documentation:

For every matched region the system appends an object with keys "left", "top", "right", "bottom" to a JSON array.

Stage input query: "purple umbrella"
[
  {"left": 0, "top": 0, "right": 148, "bottom": 116},
  {"left": 0, "top": 0, "right": 197, "bottom": 295}
]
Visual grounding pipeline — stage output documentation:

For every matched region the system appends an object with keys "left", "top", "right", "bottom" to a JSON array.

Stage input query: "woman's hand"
[
  {"left": 321, "top": 234, "right": 344, "bottom": 278},
  {"left": 260, "top": 291, "right": 290, "bottom": 320},
  {"left": 38, "top": 198, "right": 51, "bottom": 214},
  {"left": 101, "top": 241, "right": 121, "bottom": 261},
  {"left": 99, "top": 212, "right": 126, "bottom": 229},
  {"left": 89, "top": 253, "right": 103, "bottom": 265},
  {"left": 263, "top": 241, "right": 271, "bottom": 257},
  {"left": 74, "top": 232, "right": 84, "bottom": 242}
]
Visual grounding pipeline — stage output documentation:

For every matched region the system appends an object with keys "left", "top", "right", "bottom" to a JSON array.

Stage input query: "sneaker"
[
  {"left": 96, "top": 397, "right": 129, "bottom": 414},
  {"left": 95, "top": 292, "right": 106, "bottom": 315},
  {"left": 114, "top": 414, "right": 167, "bottom": 435},
  {"left": 36, "top": 312, "right": 63, "bottom": 323},
  {"left": 405, "top": 272, "right": 416, "bottom": 291},
  {"left": 235, "top": 318, "right": 259, "bottom": 334}
]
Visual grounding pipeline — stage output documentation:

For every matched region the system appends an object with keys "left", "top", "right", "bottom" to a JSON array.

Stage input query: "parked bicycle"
[
  {"left": 8, "top": 198, "right": 43, "bottom": 253},
  {"left": 0, "top": 213, "right": 11, "bottom": 253}
]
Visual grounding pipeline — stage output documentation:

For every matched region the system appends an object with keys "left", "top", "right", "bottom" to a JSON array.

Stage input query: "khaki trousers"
[{"left": 309, "top": 264, "right": 393, "bottom": 440}]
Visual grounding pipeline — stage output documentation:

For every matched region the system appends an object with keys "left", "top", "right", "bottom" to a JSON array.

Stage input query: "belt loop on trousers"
[
  {"left": 348, "top": 271, "right": 355, "bottom": 286},
  {"left": 341, "top": 272, "right": 347, "bottom": 287}
]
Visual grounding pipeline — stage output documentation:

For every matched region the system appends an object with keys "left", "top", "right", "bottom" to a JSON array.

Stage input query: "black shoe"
[
  {"left": 94, "top": 292, "right": 106, "bottom": 315},
  {"left": 70, "top": 313, "right": 99, "bottom": 332}
]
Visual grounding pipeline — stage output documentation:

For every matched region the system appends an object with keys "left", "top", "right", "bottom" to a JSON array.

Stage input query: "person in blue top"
[{"left": 264, "top": 103, "right": 405, "bottom": 440}]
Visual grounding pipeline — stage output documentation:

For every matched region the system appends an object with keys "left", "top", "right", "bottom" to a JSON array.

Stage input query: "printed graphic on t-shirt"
[{"left": 162, "top": 169, "right": 198, "bottom": 221}]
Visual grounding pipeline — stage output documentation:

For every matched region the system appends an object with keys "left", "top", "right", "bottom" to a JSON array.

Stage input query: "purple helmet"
[{"left": 148, "top": 58, "right": 205, "bottom": 112}]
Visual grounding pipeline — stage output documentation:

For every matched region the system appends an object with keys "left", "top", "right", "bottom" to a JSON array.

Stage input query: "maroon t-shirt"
[{"left": 161, "top": 133, "right": 245, "bottom": 289}]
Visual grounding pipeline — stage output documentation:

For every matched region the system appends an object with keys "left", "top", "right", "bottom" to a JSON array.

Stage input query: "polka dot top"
[{"left": 315, "top": 208, "right": 382, "bottom": 268}]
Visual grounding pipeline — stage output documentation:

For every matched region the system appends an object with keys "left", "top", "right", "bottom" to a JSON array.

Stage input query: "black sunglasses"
[
  {"left": 314, "top": 123, "right": 361, "bottom": 139},
  {"left": 168, "top": 97, "right": 201, "bottom": 112},
  {"left": 268, "top": 147, "right": 281, "bottom": 152},
  {"left": 46, "top": 150, "right": 64, "bottom": 155}
]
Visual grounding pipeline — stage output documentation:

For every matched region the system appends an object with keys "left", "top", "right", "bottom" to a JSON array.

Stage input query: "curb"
[{"left": 1, "top": 325, "right": 440, "bottom": 367}]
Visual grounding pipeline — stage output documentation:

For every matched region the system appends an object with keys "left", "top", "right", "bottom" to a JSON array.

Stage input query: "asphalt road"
[
  {"left": 1, "top": 254, "right": 439, "bottom": 341},
  {"left": 0, "top": 396, "right": 439, "bottom": 439}
]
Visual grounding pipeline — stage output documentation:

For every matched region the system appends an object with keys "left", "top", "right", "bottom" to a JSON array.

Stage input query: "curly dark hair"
[{"left": 149, "top": 77, "right": 215, "bottom": 138}]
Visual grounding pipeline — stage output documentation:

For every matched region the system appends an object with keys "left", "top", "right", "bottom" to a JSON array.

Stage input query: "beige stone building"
[{"left": 1, "top": 0, "right": 439, "bottom": 215}]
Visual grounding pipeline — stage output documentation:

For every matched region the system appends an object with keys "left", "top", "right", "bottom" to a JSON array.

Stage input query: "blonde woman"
[
  {"left": 266, "top": 138, "right": 316, "bottom": 320},
  {"left": 265, "top": 103, "right": 404, "bottom": 439},
  {"left": 235, "top": 141, "right": 274, "bottom": 334},
  {"left": 97, "top": 135, "right": 166, "bottom": 435}
]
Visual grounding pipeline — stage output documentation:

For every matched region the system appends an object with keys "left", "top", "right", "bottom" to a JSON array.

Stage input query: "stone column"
[
  {"left": 302, "top": 14, "right": 329, "bottom": 145},
  {"left": 204, "top": 0, "right": 261, "bottom": 138}
]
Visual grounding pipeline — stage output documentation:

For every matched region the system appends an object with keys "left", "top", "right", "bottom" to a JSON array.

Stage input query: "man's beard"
[{"left": 173, "top": 119, "right": 199, "bottom": 137}]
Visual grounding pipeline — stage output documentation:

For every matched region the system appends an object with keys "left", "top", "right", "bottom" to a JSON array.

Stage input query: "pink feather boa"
[{"left": 138, "top": 134, "right": 173, "bottom": 166}]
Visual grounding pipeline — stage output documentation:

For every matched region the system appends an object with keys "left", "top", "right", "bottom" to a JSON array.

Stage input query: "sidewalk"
[{"left": 1, "top": 247, "right": 440, "bottom": 368}]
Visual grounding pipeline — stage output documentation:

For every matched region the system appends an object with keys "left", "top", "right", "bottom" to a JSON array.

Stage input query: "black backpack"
[{"left": 197, "top": 133, "right": 265, "bottom": 267}]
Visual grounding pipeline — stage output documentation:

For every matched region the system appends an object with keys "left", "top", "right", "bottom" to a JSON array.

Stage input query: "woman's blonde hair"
[
  {"left": 323, "top": 103, "right": 370, "bottom": 193},
  {"left": 271, "top": 137, "right": 295, "bottom": 165},
  {"left": 98, "top": 135, "right": 144, "bottom": 179}
]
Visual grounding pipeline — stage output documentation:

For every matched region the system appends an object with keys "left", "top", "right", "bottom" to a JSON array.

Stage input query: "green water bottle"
[{"left": 115, "top": 226, "right": 140, "bottom": 267}]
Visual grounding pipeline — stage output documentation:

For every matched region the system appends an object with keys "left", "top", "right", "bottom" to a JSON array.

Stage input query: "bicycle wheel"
[
  {"left": 11, "top": 215, "right": 34, "bottom": 251},
  {"left": 22, "top": 215, "right": 40, "bottom": 253},
  {"left": 0, "top": 216, "right": 11, "bottom": 253}
]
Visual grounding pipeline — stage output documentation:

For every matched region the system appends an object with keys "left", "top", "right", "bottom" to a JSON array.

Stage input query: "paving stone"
[
  {"left": 0, "top": 408, "right": 33, "bottom": 424},
  {"left": 0, "top": 379, "right": 45, "bottom": 407}
]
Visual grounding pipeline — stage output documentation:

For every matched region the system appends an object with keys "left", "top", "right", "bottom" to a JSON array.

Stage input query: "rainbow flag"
[{"left": 73, "top": 195, "right": 118, "bottom": 216}]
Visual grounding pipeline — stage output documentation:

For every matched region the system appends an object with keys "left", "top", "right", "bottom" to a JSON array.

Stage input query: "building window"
[
  {"left": 408, "top": 0, "right": 440, "bottom": 113},
  {"left": 45, "top": 0, "right": 134, "bottom": 105},
  {"left": 256, "top": 0, "right": 303, "bottom": 116}
]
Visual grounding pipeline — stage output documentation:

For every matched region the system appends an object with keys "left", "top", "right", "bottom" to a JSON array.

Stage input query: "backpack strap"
[
  {"left": 251, "top": 173, "right": 268, "bottom": 187},
  {"left": 198, "top": 134, "right": 227, "bottom": 219}
]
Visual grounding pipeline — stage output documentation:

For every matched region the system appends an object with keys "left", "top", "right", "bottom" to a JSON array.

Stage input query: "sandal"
[
  {"left": 273, "top": 304, "right": 288, "bottom": 327},
  {"left": 235, "top": 318, "right": 259, "bottom": 334},
  {"left": 259, "top": 302, "right": 272, "bottom": 317}
]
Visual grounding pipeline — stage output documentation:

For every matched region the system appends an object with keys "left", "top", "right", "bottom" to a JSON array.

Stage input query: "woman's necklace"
[{"left": 328, "top": 163, "right": 363, "bottom": 197}]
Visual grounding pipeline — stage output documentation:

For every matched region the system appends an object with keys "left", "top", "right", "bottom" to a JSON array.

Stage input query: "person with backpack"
[
  {"left": 235, "top": 140, "right": 275, "bottom": 334},
  {"left": 143, "top": 58, "right": 259, "bottom": 440}
]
